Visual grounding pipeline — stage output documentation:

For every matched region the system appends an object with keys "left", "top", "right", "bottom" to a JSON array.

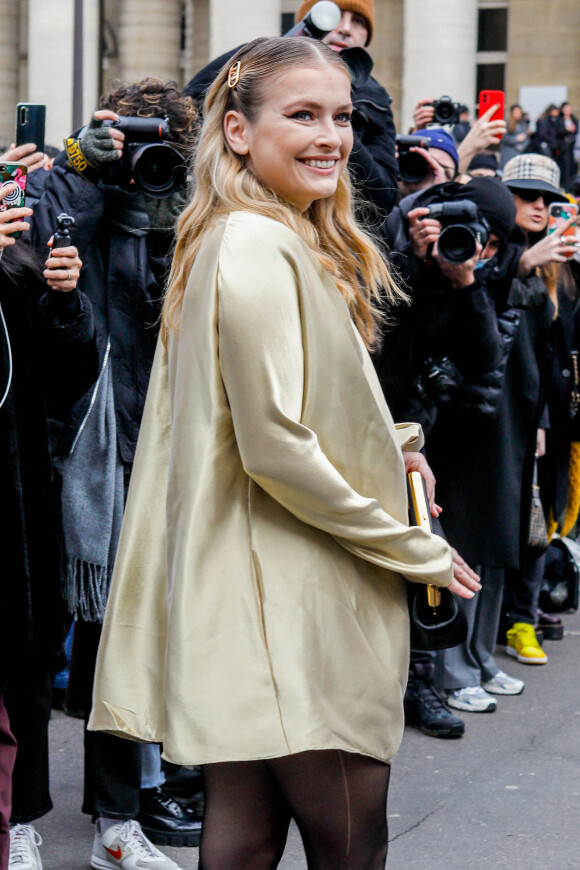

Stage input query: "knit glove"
[{"left": 64, "top": 117, "right": 121, "bottom": 184}]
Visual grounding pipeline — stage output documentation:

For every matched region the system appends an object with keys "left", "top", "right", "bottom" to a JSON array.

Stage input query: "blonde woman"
[{"left": 89, "top": 38, "right": 479, "bottom": 869}]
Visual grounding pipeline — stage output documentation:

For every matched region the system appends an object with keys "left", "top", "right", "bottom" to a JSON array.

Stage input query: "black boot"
[
  {"left": 138, "top": 787, "right": 202, "bottom": 847},
  {"left": 404, "top": 672, "right": 465, "bottom": 739}
]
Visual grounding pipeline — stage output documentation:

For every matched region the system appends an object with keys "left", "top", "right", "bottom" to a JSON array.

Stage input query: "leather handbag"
[
  {"left": 528, "top": 460, "right": 549, "bottom": 557},
  {"left": 407, "top": 472, "right": 467, "bottom": 651}
]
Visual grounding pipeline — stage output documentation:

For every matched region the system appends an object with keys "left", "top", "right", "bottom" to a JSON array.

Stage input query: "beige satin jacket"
[{"left": 88, "top": 211, "right": 453, "bottom": 765}]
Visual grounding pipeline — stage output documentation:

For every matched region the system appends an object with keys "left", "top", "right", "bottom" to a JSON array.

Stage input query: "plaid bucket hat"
[{"left": 503, "top": 154, "right": 564, "bottom": 203}]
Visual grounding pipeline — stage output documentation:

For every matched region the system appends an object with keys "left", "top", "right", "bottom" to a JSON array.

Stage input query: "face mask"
[{"left": 475, "top": 258, "right": 491, "bottom": 271}]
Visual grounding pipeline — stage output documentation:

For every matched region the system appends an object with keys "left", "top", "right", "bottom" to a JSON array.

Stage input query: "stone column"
[
  {"left": 401, "top": 0, "right": 477, "bottom": 132},
  {"left": 208, "top": 0, "right": 282, "bottom": 59},
  {"left": 0, "top": 0, "right": 20, "bottom": 146},
  {"left": 118, "top": 0, "right": 182, "bottom": 82}
]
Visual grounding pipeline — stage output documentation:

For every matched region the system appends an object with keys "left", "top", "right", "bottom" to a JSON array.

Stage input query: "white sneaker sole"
[
  {"left": 506, "top": 646, "right": 547, "bottom": 664},
  {"left": 481, "top": 681, "right": 524, "bottom": 696},
  {"left": 446, "top": 697, "right": 497, "bottom": 713},
  {"left": 91, "top": 857, "right": 119, "bottom": 870}
]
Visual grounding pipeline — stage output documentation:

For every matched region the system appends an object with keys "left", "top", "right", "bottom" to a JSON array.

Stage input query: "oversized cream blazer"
[{"left": 89, "top": 211, "right": 453, "bottom": 765}]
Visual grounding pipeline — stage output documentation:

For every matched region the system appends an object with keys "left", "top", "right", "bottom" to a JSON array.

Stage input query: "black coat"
[
  {"left": 0, "top": 248, "right": 97, "bottom": 680},
  {"left": 538, "top": 289, "right": 577, "bottom": 520},
  {"left": 28, "top": 163, "right": 172, "bottom": 464},
  {"left": 428, "top": 274, "right": 554, "bottom": 569},
  {"left": 183, "top": 45, "right": 399, "bottom": 218}
]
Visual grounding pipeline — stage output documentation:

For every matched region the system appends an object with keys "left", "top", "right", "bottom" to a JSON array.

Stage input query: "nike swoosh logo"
[{"left": 104, "top": 845, "right": 122, "bottom": 860}]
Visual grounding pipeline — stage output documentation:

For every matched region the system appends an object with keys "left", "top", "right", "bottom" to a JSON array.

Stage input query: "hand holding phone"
[
  {"left": 0, "top": 163, "right": 30, "bottom": 240},
  {"left": 548, "top": 202, "right": 579, "bottom": 258},
  {"left": 478, "top": 90, "right": 505, "bottom": 139}
]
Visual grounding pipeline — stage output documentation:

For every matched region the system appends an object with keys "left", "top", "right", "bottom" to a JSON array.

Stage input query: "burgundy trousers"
[{"left": 0, "top": 694, "right": 17, "bottom": 870}]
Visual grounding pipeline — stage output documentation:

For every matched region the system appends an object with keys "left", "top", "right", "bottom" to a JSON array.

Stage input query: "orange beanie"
[{"left": 295, "top": 0, "right": 374, "bottom": 44}]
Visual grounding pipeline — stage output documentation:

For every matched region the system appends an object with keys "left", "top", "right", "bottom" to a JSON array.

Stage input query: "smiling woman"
[{"left": 88, "top": 36, "right": 477, "bottom": 870}]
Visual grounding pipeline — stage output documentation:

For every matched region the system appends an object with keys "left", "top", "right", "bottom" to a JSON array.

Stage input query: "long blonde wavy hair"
[{"left": 162, "top": 37, "right": 406, "bottom": 349}]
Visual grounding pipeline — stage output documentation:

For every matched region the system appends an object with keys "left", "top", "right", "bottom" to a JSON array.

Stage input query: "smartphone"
[
  {"left": 478, "top": 89, "right": 505, "bottom": 136},
  {"left": 15, "top": 103, "right": 46, "bottom": 154},
  {"left": 0, "top": 163, "right": 28, "bottom": 238},
  {"left": 548, "top": 202, "right": 579, "bottom": 258}
]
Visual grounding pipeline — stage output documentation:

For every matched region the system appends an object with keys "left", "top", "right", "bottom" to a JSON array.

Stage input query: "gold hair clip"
[{"left": 228, "top": 61, "right": 241, "bottom": 89}]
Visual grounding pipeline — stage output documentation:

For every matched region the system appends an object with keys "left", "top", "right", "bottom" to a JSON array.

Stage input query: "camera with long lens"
[
  {"left": 423, "top": 200, "right": 490, "bottom": 263},
  {"left": 285, "top": 1, "right": 373, "bottom": 87},
  {"left": 430, "top": 96, "right": 462, "bottom": 126},
  {"left": 285, "top": 0, "right": 341, "bottom": 38},
  {"left": 100, "top": 116, "right": 186, "bottom": 199},
  {"left": 396, "top": 135, "right": 430, "bottom": 183}
]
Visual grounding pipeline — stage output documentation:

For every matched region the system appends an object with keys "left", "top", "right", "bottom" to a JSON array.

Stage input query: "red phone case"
[{"left": 478, "top": 90, "right": 505, "bottom": 136}]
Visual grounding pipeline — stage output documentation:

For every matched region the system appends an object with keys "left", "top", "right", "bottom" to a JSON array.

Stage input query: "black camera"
[
  {"left": 430, "top": 96, "right": 462, "bottom": 126},
  {"left": 100, "top": 116, "right": 186, "bottom": 199},
  {"left": 424, "top": 200, "right": 490, "bottom": 263},
  {"left": 285, "top": 0, "right": 341, "bottom": 39},
  {"left": 52, "top": 213, "right": 75, "bottom": 250},
  {"left": 396, "top": 135, "right": 430, "bottom": 183}
]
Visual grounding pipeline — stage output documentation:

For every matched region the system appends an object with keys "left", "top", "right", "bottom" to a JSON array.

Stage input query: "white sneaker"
[
  {"left": 9, "top": 825, "right": 43, "bottom": 870},
  {"left": 446, "top": 686, "right": 497, "bottom": 713},
  {"left": 91, "top": 819, "right": 183, "bottom": 870},
  {"left": 482, "top": 670, "right": 525, "bottom": 696}
]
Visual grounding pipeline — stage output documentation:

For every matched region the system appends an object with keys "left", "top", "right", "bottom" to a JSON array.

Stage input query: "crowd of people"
[{"left": 1, "top": 1, "right": 579, "bottom": 868}]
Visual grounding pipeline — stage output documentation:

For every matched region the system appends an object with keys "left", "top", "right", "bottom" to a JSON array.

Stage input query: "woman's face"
[
  {"left": 512, "top": 191, "right": 549, "bottom": 234},
  {"left": 512, "top": 106, "right": 522, "bottom": 121},
  {"left": 224, "top": 65, "right": 353, "bottom": 212}
]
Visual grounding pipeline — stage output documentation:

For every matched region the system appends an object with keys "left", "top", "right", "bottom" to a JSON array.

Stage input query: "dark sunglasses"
[{"left": 512, "top": 188, "right": 552, "bottom": 204}]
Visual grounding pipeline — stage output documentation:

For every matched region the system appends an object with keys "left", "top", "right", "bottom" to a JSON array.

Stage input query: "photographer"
[
  {"left": 27, "top": 79, "right": 199, "bottom": 870},
  {"left": 184, "top": 0, "right": 400, "bottom": 219},
  {"left": 374, "top": 177, "right": 517, "bottom": 735},
  {"left": 432, "top": 158, "right": 576, "bottom": 709},
  {"left": 0, "top": 185, "right": 96, "bottom": 870}
]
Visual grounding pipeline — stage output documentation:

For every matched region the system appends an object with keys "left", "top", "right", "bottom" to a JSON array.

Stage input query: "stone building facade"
[{"left": 0, "top": 0, "right": 578, "bottom": 149}]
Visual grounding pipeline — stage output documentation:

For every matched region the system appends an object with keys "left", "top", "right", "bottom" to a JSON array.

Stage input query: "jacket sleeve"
[
  {"left": 217, "top": 233, "right": 452, "bottom": 587},
  {"left": 35, "top": 283, "right": 99, "bottom": 421}
]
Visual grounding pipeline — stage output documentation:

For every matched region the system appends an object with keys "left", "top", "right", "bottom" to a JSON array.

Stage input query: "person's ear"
[{"left": 224, "top": 110, "right": 250, "bottom": 156}]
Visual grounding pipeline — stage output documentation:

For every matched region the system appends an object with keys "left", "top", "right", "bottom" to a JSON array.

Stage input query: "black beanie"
[{"left": 460, "top": 176, "right": 516, "bottom": 243}]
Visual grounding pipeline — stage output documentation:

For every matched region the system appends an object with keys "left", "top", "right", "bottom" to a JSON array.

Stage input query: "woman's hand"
[
  {"left": 518, "top": 216, "right": 579, "bottom": 275},
  {"left": 0, "top": 142, "right": 45, "bottom": 174},
  {"left": 408, "top": 207, "right": 442, "bottom": 260},
  {"left": 411, "top": 97, "right": 435, "bottom": 132},
  {"left": 457, "top": 104, "right": 506, "bottom": 172},
  {"left": 433, "top": 239, "right": 483, "bottom": 289},
  {"left": 448, "top": 548, "right": 481, "bottom": 599},
  {"left": 44, "top": 239, "right": 82, "bottom": 292},
  {"left": 0, "top": 184, "right": 33, "bottom": 248},
  {"left": 403, "top": 451, "right": 442, "bottom": 518}
]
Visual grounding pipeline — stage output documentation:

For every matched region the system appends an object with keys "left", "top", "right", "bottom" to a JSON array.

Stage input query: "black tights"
[{"left": 199, "top": 749, "right": 391, "bottom": 870}]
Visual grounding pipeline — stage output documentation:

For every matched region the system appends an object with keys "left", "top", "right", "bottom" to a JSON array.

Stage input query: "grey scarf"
[{"left": 56, "top": 339, "right": 125, "bottom": 621}]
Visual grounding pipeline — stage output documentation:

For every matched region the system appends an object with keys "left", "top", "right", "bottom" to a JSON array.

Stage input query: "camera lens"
[
  {"left": 131, "top": 144, "right": 186, "bottom": 198},
  {"left": 438, "top": 225, "right": 476, "bottom": 263},
  {"left": 398, "top": 151, "right": 428, "bottom": 184}
]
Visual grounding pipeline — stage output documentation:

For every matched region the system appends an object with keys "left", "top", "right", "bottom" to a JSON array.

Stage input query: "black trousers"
[
  {"left": 504, "top": 552, "right": 546, "bottom": 626},
  {"left": 75, "top": 620, "right": 142, "bottom": 820},
  {"left": 4, "top": 662, "right": 53, "bottom": 823}
]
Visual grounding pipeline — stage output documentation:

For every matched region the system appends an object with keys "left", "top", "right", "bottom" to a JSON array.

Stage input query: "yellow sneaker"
[{"left": 506, "top": 622, "right": 548, "bottom": 664}]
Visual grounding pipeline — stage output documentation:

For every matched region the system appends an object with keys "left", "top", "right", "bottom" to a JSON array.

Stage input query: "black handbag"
[
  {"left": 407, "top": 472, "right": 467, "bottom": 650},
  {"left": 527, "top": 461, "right": 549, "bottom": 558}
]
